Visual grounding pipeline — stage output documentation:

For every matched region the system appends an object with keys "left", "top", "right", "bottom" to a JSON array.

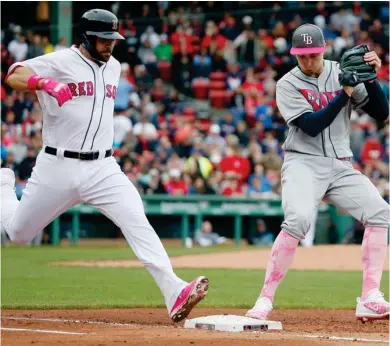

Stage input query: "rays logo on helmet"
[
  {"left": 112, "top": 20, "right": 118, "bottom": 30},
  {"left": 301, "top": 34, "right": 313, "bottom": 45}
]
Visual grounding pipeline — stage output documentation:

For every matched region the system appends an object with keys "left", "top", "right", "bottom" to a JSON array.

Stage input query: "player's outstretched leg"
[
  {"left": 246, "top": 230, "right": 299, "bottom": 320},
  {"left": 356, "top": 226, "right": 389, "bottom": 322},
  {"left": 82, "top": 158, "right": 209, "bottom": 322}
]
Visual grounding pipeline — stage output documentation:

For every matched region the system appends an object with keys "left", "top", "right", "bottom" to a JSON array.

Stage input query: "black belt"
[{"left": 45, "top": 146, "right": 113, "bottom": 160}]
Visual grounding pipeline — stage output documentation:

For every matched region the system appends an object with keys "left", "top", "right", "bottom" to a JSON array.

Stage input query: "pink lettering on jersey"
[
  {"left": 68, "top": 83, "right": 78, "bottom": 97},
  {"left": 78, "top": 82, "right": 86, "bottom": 96},
  {"left": 86, "top": 81, "right": 94, "bottom": 96},
  {"left": 68, "top": 81, "right": 94, "bottom": 97},
  {"left": 106, "top": 84, "right": 117, "bottom": 99},
  {"left": 106, "top": 84, "right": 113, "bottom": 98},
  {"left": 299, "top": 89, "right": 342, "bottom": 111}
]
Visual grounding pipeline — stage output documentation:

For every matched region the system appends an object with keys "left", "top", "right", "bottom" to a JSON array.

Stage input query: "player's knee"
[
  {"left": 8, "top": 227, "right": 33, "bottom": 244},
  {"left": 283, "top": 209, "right": 313, "bottom": 239},
  {"left": 364, "top": 201, "right": 390, "bottom": 227}
]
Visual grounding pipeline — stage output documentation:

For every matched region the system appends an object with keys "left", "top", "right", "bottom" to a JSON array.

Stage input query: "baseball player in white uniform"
[
  {"left": 1, "top": 9, "right": 209, "bottom": 323},
  {"left": 246, "top": 24, "right": 389, "bottom": 322}
]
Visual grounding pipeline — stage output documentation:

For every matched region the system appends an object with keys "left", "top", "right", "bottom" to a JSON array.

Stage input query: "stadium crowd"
[{"left": 1, "top": 1, "right": 389, "bottom": 202}]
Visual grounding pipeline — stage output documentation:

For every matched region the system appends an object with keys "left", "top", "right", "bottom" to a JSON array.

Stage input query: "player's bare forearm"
[{"left": 6, "top": 66, "right": 44, "bottom": 91}]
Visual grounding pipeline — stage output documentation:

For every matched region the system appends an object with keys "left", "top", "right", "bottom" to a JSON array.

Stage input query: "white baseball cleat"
[
  {"left": 245, "top": 297, "right": 273, "bottom": 320},
  {"left": 356, "top": 291, "right": 390, "bottom": 322}
]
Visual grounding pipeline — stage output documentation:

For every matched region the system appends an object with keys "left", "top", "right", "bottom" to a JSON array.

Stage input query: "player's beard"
[{"left": 82, "top": 35, "right": 110, "bottom": 63}]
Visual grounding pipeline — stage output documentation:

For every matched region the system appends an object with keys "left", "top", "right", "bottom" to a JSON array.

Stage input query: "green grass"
[{"left": 2, "top": 245, "right": 388, "bottom": 310}]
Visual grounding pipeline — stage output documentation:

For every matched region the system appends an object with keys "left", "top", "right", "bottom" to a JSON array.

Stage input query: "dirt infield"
[
  {"left": 53, "top": 245, "right": 390, "bottom": 271},
  {"left": 2, "top": 308, "right": 388, "bottom": 345},
  {"left": 3, "top": 245, "right": 389, "bottom": 345}
]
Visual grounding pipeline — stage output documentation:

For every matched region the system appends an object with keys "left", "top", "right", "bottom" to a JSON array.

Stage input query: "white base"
[{"left": 184, "top": 315, "right": 283, "bottom": 332}]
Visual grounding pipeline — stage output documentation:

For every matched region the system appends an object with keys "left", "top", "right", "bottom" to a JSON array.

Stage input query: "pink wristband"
[{"left": 27, "top": 75, "right": 45, "bottom": 90}]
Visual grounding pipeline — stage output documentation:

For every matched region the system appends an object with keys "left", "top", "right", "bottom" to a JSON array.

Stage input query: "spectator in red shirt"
[
  {"left": 171, "top": 26, "right": 194, "bottom": 55},
  {"left": 201, "top": 21, "right": 227, "bottom": 54},
  {"left": 361, "top": 136, "right": 384, "bottom": 165},
  {"left": 241, "top": 67, "right": 264, "bottom": 93},
  {"left": 221, "top": 171, "right": 245, "bottom": 196},
  {"left": 219, "top": 146, "right": 251, "bottom": 182},
  {"left": 245, "top": 88, "right": 264, "bottom": 125},
  {"left": 165, "top": 168, "right": 188, "bottom": 196}
]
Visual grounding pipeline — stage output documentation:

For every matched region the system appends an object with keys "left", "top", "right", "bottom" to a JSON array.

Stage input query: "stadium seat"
[
  {"left": 210, "top": 72, "right": 226, "bottom": 82},
  {"left": 192, "top": 79, "right": 210, "bottom": 99},
  {"left": 209, "top": 81, "right": 226, "bottom": 90},
  {"left": 158, "top": 61, "right": 172, "bottom": 81},
  {"left": 209, "top": 90, "right": 233, "bottom": 109}
]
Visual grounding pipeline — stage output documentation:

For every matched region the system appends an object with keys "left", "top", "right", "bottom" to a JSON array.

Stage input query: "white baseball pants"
[{"left": 1, "top": 148, "right": 187, "bottom": 311}]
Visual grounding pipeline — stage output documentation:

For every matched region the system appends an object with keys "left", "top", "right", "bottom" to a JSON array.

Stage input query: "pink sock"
[
  {"left": 361, "top": 226, "right": 388, "bottom": 300},
  {"left": 260, "top": 230, "right": 299, "bottom": 303}
]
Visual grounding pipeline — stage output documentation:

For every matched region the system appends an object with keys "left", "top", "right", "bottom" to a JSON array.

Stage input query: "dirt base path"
[{"left": 2, "top": 309, "right": 388, "bottom": 346}]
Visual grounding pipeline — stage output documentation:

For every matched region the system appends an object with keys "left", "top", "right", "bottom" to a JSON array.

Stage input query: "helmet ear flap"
[{"left": 81, "top": 34, "right": 102, "bottom": 61}]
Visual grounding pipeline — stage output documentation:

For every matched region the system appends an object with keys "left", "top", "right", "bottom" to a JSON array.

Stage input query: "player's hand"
[
  {"left": 364, "top": 51, "right": 381, "bottom": 72},
  {"left": 41, "top": 78, "right": 73, "bottom": 107},
  {"left": 343, "top": 86, "right": 354, "bottom": 97}
]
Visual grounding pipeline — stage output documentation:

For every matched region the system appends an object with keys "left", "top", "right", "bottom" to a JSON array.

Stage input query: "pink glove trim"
[{"left": 27, "top": 75, "right": 45, "bottom": 90}]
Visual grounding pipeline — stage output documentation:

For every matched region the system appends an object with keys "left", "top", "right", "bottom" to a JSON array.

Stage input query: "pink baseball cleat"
[
  {"left": 170, "top": 276, "right": 209, "bottom": 322},
  {"left": 356, "top": 291, "right": 390, "bottom": 323}
]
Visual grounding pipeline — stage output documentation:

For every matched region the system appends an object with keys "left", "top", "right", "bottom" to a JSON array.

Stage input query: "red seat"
[
  {"left": 209, "top": 81, "right": 226, "bottom": 90},
  {"left": 210, "top": 72, "right": 226, "bottom": 82},
  {"left": 192, "top": 79, "right": 210, "bottom": 99},
  {"left": 158, "top": 61, "right": 172, "bottom": 81},
  {"left": 210, "top": 90, "right": 230, "bottom": 109}
]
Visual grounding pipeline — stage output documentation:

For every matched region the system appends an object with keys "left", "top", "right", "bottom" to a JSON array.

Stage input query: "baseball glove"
[{"left": 338, "top": 45, "right": 376, "bottom": 87}]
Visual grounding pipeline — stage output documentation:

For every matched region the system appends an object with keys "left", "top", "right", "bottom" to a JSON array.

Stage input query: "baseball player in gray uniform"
[{"left": 246, "top": 24, "right": 389, "bottom": 322}]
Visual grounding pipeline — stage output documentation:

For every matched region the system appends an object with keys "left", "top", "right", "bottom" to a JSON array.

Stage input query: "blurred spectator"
[
  {"left": 6, "top": 135, "right": 27, "bottom": 164},
  {"left": 141, "top": 26, "right": 160, "bottom": 49},
  {"left": 154, "top": 33, "right": 173, "bottom": 61},
  {"left": 194, "top": 220, "right": 229, "bottom": 247},
  {"left": 189, "top": 176, "right": 215, "bottom": 195},
  {"left": 201, "top": 21, "right": 227, "bottom": 55},
  {"left": 330, "top": 8, "right": 359, "bottom": 32},
  {"left": 42, "top": 36, "right": 54, "bottom": 54},
  {"left": 27, "top": 34, "right": 44, "bottom": 59},
  {"left": 165, "top": 168, "right": 188, "bottom": 196},
  {"left": 8, "top": 34, "right": 28, "bottom": 62},
  {"left": 236, "top": 30, "right": 262, "bottom": 67},
  {"left": 54, "top": 37, "right": 67, "bottom": 52},
  {"left": 184, "top": 148, "right": 213, "bottom": 180},
  {"left": 144, "top": 168, "right": 166, "bottom": 194},
  {"left": 18, "top": 146, "right": 36, "bottom": 181},
  {"left": 114, "top": 63, "right": 134, "bottom": 113},
  {"left": 250, "top": 218, "right": 274, "bottom": 246},
  {"left": 219, "top": 13, "right": 240, "bottom": 41},
  {"left": 221, "top": 171, "right": 245, "bottom": 196},
  {"left": 204, "top": 124, "right": 225, "bottom": 154},
  {"left": 193, "top": 47, "right": 212, "bottom": 78},
  {"left": 113, "top": 113, "right": 132, "bottom": 149}
]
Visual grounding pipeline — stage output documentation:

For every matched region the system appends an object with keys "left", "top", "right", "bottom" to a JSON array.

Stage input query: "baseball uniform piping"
[
  {"left": 90, "top": 64, "right": 108, "bottom": 150},
  {"left": 70, "top": 49, "right": 97, "bottom": 151},
  {"left": 325, "top": 62, "right": 339, "bottom": 158}
]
